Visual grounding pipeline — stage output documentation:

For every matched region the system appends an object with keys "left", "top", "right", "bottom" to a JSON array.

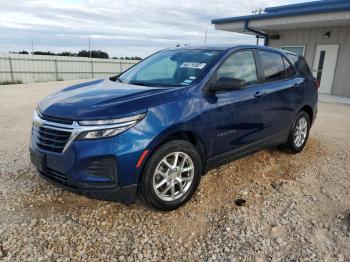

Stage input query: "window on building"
[
  {"left": 259, "top": 51, "right": 286, "bottom": 82},
  {"left": 316, "top": 50, "right": 326, "bottom": 82},
  {"left": 215, "top": 50, "right": 258, "bottom": 89},
  {"left": 281, "top": 46, "right": 305, "bottom": 56}
]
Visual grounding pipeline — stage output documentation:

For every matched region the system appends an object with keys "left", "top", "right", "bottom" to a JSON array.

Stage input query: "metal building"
[{"left": 212, "top": 0, "right": 350, "bottom": 98}]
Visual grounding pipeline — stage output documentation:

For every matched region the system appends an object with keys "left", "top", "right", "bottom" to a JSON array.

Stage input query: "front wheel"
[
  {"left": 281, "top": 111, "right": 310, "bottom": 154},
  {"left": 139, "top": 140, "right": 202, "bottom": 211}
]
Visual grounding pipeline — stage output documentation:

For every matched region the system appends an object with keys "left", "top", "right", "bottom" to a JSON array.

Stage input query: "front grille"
[
  {"left": 36, "top": 127, "right": 71, "bottom": 153},
  {"left": 39, "top": 113, "right": 73, "bottom": 125}
]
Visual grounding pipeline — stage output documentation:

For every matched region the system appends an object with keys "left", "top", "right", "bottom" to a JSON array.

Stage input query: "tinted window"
[
  {"left": 286, "top": 54, "right": 313, "bottom": 78},
  {"left": 259, "top": 51, "right": 286, "bottom": 82},
  {"left": 286, "top": 53, "right": 298, "bottom": 64},
  {"left": 283, "top": 57, "right": 296, "bottom": 78},
  {"left": 215, "top": 51, "right": 258, "bottom": 88}
]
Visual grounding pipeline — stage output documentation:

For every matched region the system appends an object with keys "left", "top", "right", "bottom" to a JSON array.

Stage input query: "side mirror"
[{"left": 207, "top": 77, "right": 244, "bottom": 93}]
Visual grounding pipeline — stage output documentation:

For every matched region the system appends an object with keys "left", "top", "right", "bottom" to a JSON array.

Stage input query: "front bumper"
[
  {"left": 29, "top": 112, "right": 152, "bottom": 204},
  {"left": 39, "top": 169, "right": 137, "bottom": 204},
  {"left": 30, "top": 145, "right": 139, "bottom": 204}
]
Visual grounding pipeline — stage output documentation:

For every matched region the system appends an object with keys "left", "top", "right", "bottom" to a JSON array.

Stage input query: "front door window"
[{"left": 215, "top": 50, "right": 258, "bottom": 89}]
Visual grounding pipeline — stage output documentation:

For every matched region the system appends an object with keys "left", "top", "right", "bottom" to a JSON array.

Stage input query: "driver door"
[{"left": 202, "top": 50, "right": 270, "bottom": 158}]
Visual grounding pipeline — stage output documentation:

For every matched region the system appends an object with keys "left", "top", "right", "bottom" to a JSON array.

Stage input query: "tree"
[
  {"left": 77, "top": 50, "right": 109, "bottom": 59},
  {"left": 8, "top": 49, "right": 141, "bottom": 60},
  {"left": 59, "top": 52, "right": 73, "bottom": 56},
  {"left": 33, "top": 51, "right": 56, "bottom": 56}
]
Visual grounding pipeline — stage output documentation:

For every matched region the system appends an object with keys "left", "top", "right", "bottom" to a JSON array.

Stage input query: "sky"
[{"left": 0, "top": 0, "right": 311, "bottom": 58}]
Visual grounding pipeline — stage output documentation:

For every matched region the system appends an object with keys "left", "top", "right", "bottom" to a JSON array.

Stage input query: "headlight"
[
  {"left": 78, "top": 113, "right": 145, "bottom": 126},
  {"left": 77, "top": 113, "right": 146, "bottom": 140}
]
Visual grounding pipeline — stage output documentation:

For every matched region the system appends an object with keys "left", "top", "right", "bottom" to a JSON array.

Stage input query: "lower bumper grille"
[
  {"left": 86, "top": 158, "right": 117, "bottom": 182},
  {"left": 36, "top": 127, "right": 71, "bottom": 153},
  {"left": 45, "top": 167, "right": 67, "bottom": 184}
]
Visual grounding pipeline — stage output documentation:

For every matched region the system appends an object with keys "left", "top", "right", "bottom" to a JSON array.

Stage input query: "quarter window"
[
  {"left": 259, "top": 51, "right": 286, "bottom": 83},
  {"left": 215, "top": 51, "right": 258, "bottom": 89},
  {"left": 286, "top": 54, "right": 313, "bottom": 78},
  {"left": 283, "top": 57, "right": 296, "bottom": 78}
]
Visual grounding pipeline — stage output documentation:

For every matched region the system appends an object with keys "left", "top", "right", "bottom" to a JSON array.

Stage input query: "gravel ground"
[{"left": 0, "top": 80, "right": 349, "bottom": 261}]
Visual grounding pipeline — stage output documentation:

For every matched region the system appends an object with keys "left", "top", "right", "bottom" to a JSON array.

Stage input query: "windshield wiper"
[
  {"left": 129, "top": 81, "right": 180, "bottom": 87},
  {"left": 129, "top": 81, "right": 150, "bottom": 86}
]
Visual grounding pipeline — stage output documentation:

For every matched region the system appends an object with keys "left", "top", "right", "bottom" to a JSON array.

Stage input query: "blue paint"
[
  {"left": 30, "top": 45, "right": 318, "bottom": 203},
  {"left": 212, "top": 0, "right": 350, "bottom": 24}
]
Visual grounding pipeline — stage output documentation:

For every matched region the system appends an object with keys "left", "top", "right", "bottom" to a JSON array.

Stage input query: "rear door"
[
  {"left": 257, "top": 50, "right": 305, "bottom": 142},
  {"left": 201, "top": 49, "right": 270, "bottom": 158}
]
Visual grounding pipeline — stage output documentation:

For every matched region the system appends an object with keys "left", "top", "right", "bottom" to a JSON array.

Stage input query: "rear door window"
[{"left": 259, "top": 51, "right": 286, "bottom": 83}]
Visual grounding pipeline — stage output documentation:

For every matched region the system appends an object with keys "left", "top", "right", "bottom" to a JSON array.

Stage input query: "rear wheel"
[
  {"left": 281, "top": 111, "right": 310, "bottom": 154},
  {"left": 139, "top": 140, "right": 202, "bottom": 211}
]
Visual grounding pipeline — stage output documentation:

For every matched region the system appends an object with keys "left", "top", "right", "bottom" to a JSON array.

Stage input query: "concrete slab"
[{"left": 319, "top": 94, "right": 350, "bottom": 105}]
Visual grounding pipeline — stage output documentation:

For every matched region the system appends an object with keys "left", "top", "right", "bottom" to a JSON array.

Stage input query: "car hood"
[{"left": 38, "top": 79, "right": 188, "bottom": 120}]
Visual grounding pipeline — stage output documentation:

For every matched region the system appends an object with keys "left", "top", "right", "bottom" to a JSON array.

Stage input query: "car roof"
[{"left": 163, "top": 44, "right": 291, "bottom": 54}]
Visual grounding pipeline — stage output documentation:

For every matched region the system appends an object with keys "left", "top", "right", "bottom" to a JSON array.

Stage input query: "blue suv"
[{"left": 30, "top": 45, "right": 318, "bottom": 210}]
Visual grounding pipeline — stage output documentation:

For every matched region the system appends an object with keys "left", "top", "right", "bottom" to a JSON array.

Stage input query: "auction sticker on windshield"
[{"left": 180, "top": 62, "right": 206, "bottom": 69}]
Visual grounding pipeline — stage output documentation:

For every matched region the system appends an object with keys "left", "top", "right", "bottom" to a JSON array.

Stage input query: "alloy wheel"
[
  {"left": 294, "top": 117, "right": 308, "bottom": 147},
  {"left": 152, "top": 152, "right": 194, "bottom": 201}
]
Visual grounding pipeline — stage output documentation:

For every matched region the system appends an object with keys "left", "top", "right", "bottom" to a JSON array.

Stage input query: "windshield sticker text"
[{"left": 180, "top": 62, "right": 206, "bottom": 69}]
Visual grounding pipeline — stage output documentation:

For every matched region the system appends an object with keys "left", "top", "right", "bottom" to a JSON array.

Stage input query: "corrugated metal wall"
[
  {"left": 269, "top": 26, "right": 350, "bottom": 97},
  {"left": 0, "top": 53, "right": 138, "bottom": 84}
]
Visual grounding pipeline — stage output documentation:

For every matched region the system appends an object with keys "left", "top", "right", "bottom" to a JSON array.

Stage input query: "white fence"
[{"left": 0, "top": 53, "right": 139, "bottom": 84}]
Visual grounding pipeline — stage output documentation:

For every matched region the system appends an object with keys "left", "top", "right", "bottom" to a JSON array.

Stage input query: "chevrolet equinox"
[{"left": 30, "top": 45, "right": 318, "bottom": 210}]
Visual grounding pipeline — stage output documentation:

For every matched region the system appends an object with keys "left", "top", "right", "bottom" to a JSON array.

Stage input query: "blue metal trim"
[
  {"left": 212, "top": 2, "right": 350, "bottom": 24},
  {"left": 265, "top": 0, "right": 349, "bottom": 13}
]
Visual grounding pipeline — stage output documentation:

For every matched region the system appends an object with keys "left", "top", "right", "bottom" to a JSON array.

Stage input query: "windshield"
[{"left": 118, "top": 49, "right": 223, "bottom": 87}]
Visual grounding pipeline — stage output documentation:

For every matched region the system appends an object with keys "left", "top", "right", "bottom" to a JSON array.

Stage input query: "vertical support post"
[
  {"left": 119, "top": 62, "right": 122, "bottom": 73},
  {"left": 55, "top": 59, "right": 59, "bottom": 81},
  {"left": 264, "top": 36, "right": 269, "bottom": 47},
  {"left": 9, "top": 57, "right": 14, "bottom": 82},
  {"left": 244, "top": 19, "right": 269, "bottom": 47},
  {"left": 90, "top": 60, "right": 94, "bottom": 78},
  {"left": 91, "top": 60, "right": 94, "bottom": 78}
]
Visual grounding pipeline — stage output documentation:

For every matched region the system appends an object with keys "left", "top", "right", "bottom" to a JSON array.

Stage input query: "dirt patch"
[{"left": 161, "top": 138, "right": 324, "bottom": 240}]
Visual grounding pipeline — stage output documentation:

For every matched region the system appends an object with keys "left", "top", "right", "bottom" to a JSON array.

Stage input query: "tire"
[
  {"left": 281, "top": 111, "right": 310, "bottom": 154},
  {"left": 139, "top": 140, "right": 203, "bottom": 211}
]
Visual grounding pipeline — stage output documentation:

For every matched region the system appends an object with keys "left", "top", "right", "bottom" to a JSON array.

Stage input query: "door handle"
[{"left": 254, "top": 91, "right": 266, "bottom": 98}]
